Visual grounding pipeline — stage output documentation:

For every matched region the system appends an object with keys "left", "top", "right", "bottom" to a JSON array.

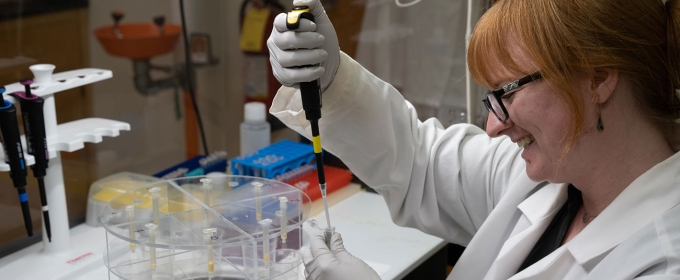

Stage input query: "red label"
[{"left": 66, "top": 252, "right": 93, "bottom": 265}]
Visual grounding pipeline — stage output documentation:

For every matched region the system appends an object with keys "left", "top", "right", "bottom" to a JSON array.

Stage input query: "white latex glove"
[
  {"left": 302, "top": 231, "right": 381, "bottom": 280},
  {"left": 267, "top": 0, "right": 340, "bottom": 92}
]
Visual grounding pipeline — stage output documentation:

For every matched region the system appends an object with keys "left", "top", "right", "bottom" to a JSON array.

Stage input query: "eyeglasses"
[{"left": 482, "top": 72, "right": 542, "bottom": 122}]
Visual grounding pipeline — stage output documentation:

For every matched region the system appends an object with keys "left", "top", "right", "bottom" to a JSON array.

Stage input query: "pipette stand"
[{"left": 0, "top": 64, "right": 130, "bottom": 279}]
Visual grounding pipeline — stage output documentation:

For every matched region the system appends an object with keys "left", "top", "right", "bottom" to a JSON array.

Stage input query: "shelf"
[
  {"left": 2, "top": 68, "right": 112, "bottom": 102},
  {"left": 0, "top": 118, "right": 130, "bottom": 171}
]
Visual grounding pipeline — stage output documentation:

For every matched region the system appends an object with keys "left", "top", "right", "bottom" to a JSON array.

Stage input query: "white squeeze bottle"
[{"left": 240, "top": 102, "right": 271, "bottom": 155}]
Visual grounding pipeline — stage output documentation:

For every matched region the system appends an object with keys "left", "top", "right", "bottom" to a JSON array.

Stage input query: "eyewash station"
[{"left": 0, "top": 1, "right": 459, "bottom": 279}]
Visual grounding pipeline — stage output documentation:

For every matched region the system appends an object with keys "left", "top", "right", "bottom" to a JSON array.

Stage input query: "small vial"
[
  {"left": 278, "top": 197, "right": 288, "bottom": 244},
  {"left": 126, "top": 205, "right": 136, "bottom": 253},
  {"left": 203, "top": 228, "right": 217, "bottom": 274},
  {"left": 252, "top": 182, "right": 263, "bottom": 221},
  {"left": 145, "top": 223, "right": 159, "bottom": 269},
  {"left": 259, "top": 219, "right": 273, "bottom": 270},
  {"left": 200, "top": 178, "right": 213, "bottom": 226},
  {"left": 149, "top": 187, "right": 161, "bottom": 225}
]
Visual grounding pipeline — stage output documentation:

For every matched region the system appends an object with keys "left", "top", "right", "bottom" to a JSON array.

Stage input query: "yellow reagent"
[
  {"left": 259, "top": 219, "right": 273, "bottom": 270},
  {"left": 126, "top": 205, "right": 136, "bottom": 252},
  {"left": 145, "top": 223, "right": 158, "bottom": 269},
  {"left": 203, "top": 228, "right": 217, "bottom": 274}
]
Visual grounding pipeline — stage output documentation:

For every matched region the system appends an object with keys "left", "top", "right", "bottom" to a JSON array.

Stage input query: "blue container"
[{"left": 231, "top": 140, "right": 315, "bottom": 180}]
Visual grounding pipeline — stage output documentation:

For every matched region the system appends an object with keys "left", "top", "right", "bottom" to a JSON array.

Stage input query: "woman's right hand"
[{"left": 267, "top": 0, "right": 340, "bottom": 93}]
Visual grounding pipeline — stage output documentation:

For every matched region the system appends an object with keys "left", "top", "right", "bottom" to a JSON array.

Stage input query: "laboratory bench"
[{"left": 0, "top": 183, "right": 450, "bottom": 279}]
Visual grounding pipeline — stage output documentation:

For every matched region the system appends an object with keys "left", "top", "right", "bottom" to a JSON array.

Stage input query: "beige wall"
[{"left": 88, "top": 0, "right": 248, "bottom": 177}]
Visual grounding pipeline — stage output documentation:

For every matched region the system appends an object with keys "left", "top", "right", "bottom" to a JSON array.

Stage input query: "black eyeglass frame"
[{"left": 482, "top": 72, "right": 542, "bottom": 122}]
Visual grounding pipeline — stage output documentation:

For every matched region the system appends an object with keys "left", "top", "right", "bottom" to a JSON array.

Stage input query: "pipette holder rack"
[
  {"left": 101, "top": 175, "right": 310, "bottom": 280},
  {"left": 0, "top": 64, "right": 130, "bottom": 279},
  {"left": 231, "top": 140, "right": 315, "bottom": 179}
]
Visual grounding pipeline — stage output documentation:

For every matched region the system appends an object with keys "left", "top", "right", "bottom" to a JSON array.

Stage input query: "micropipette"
[
  {"left": 11, "top": 79, "right": 52, "bottom": 242},
  {"left": 0, "top": 86, "right": 32, "bottom": 237},
  {"left": 286, "top": 5, "right": 333, "bottom": 233},
  {"left": 203, "top": 228, "right": 217, "bottom": 274}
]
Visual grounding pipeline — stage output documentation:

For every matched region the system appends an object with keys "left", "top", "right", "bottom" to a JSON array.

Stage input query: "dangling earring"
[
  {"left": 596, "top": 95, "right": 604, "bottom": 131},
  {"left": 597, "top": 113, "right": 604, "bottom": 131}
]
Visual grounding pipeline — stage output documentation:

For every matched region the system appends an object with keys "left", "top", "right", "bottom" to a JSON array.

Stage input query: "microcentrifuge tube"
[
  {"left": 146, "top": 223, "right": 158, "bottom": 270},
  {"left": 252, "top": 182, "right": 263, "bottom": 221},
  {"left": 259, "top": 219, "right": 273, "bottom": 270},
  {"left": 149, "top": 187, "right": 161, "bottom": 225},
  {"left": 279, "top": 197, "right": 288, "bottom": 244},
  {"left": 203, "top": 228, "right": 217, "bottom": 274},
  {"left": 200, "top": 178, "right": 213, "bottom": 226},
  {"left": 126, "top": 205, "right": 136, "bottom": 253}
]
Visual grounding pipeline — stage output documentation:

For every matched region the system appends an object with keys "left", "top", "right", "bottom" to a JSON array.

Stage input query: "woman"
[{"left": 267, "top": 0, "right": 680, "bottom": 279}]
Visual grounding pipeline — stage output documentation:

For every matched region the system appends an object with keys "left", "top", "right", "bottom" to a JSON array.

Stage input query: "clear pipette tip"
[{"left": 320, "top": 183, "right": 332, "bottom": 231}]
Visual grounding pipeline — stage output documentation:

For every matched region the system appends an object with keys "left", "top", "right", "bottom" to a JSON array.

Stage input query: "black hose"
[{"left": 179, "top": 0, "right": 210, "bottom": 156}]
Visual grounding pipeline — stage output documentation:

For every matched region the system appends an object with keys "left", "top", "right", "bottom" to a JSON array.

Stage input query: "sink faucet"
[
  {"left": 111, "top": 10, "right": 124, "bottom": 39},
  {"left": 153, "top": 16, "right": 165, "bottom": 35}
]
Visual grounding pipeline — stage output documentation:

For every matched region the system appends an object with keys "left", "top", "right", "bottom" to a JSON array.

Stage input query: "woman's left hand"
[{"left": 302, "top": 231, "right": 381, "bottom": 280}]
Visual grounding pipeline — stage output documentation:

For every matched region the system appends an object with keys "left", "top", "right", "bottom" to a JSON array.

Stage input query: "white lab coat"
[{"left": 270, "top": 52, "right": 680, "bottom": 279}]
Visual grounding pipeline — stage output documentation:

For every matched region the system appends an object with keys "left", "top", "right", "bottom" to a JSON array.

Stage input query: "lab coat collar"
[
  {"left": 486, "top": 183, "right": 568, "bottom": 279},
  {"left": 565, "top": 151, "right": 680, "bottom": 265}
]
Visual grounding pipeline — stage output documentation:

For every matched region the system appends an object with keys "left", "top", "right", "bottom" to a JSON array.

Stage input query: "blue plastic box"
[{"left": 231, "top": 140, "right": 315, "bottom": 180}]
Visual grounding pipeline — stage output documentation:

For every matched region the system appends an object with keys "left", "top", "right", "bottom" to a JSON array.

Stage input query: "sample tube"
[
  {"left": 126, "top": 205, "right": 136, "bottom": 253},
  {"left": 149, "top": 187, "right": 161, "bottom": 225},
  {"left": 146, "top": 223, "right": 159, "bottom": 270},
  {"left": 252, "top": 182, "right": 263, "bottom": 221},
  {"left": 200, "top": 178, "right": 213, "bottom": 226},
  {"left": 279, "top": 197, "right": 288, "bottom": 244},
  {"left": 203, "top": 228, "right": 217, "bottom": 274},
  {"left": 259, "top": 219, "right": 273, "bottom": 271}
]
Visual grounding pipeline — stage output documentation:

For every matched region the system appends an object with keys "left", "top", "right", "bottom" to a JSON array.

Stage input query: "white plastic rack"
[{"left": 0, "top": 64, "right": 130, "bottom": 279}]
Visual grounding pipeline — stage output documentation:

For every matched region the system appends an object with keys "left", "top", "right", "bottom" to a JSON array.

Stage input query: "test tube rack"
[
  {"left": 100, "top": 175, "right": 310, "bottom": 280},
  {"left": 0, "top": 64, "right": 130, "bottom": 279},
  {"left": 231, "top": 140, "right": 315, "bottom": 179}
]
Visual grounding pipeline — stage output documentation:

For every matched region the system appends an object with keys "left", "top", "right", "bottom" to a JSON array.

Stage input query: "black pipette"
[
  {"left": 0, "top": 86, "right": 32, "bottom": 237},
  {"left": 11, "top": 79, "right": 51, "bottom": 242},
  {"left": 286, "top": 6, "right": 332, "bottom": 232}
]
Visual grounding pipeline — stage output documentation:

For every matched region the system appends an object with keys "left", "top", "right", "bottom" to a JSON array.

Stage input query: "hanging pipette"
[
  {"left": 0, "top": 86, "right": 32, "bottom": 237},
  {"left": 126, "top": 205, "right": 136, "bottom": 253},
  {"left": 203, "top": 228, "right": 217, "bottom": 275},
  {"left": 286, "top": 5, "right": 332, "bottom": 233},
  {"left": 12, "top": 79, "right": 52, "bottom": 242}
]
